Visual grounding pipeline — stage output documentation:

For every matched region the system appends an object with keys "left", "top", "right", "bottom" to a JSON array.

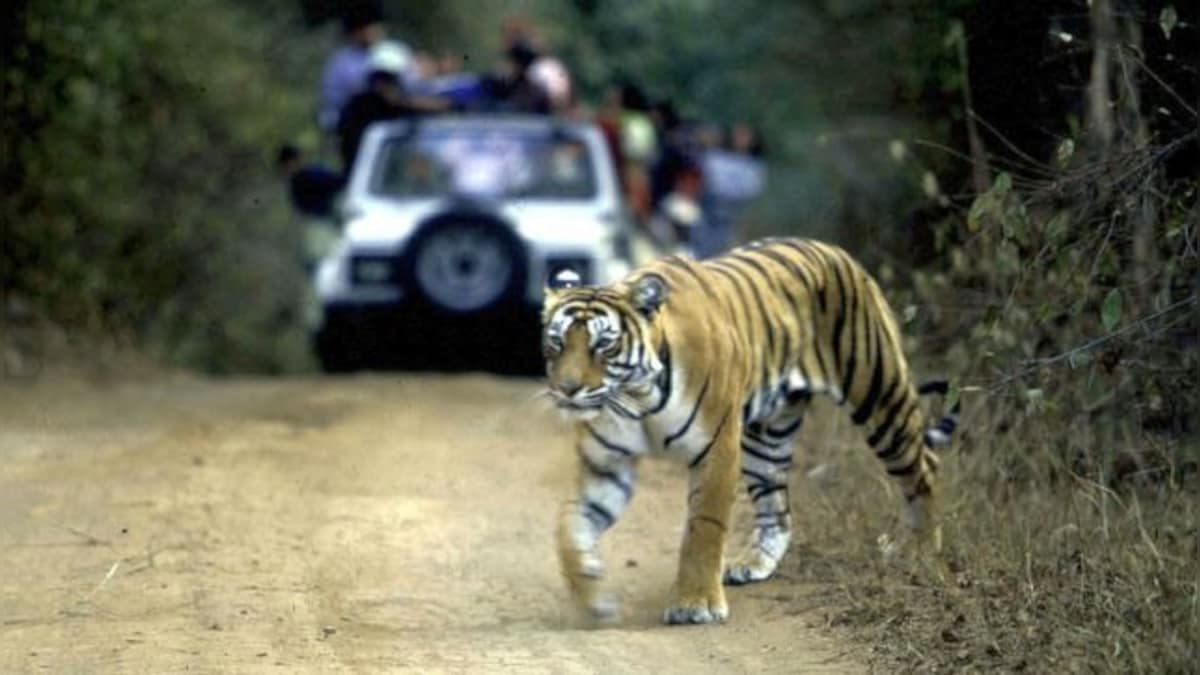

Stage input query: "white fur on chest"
[{"left": 588, "top": 369, "right": 717, "bottom": 462}]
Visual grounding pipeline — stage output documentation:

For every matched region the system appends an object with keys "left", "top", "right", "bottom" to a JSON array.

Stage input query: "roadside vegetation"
[{"left": 782, "top": 3, "right": 1199, "bottom": 670}]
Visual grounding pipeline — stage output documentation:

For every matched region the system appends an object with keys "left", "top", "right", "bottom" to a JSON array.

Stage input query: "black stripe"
[
  {"left": 750, "top": 484, "right": 788, "bottom": 501},
  {"left": 778, "top": 240, "right": 829, "bottom": 313},
  {"left": 584, "top": 500, "right": 616, "bottom": 529},
  {"left": 741, "top": 467, "right": 773, "bottom": 487},
  {"left": 873, "top": 376, "right": 902, "bottom": 424},
  {"left": 765, "top": 417, "right": 804, "bottom": 439},
  {"left": 757, "top": 247, "right": 815, "bottom": 297},
  {"left": 730, "top": 251, "right": 783, "bottom": 292},
  {"left": 841, "top": 271, "right": 860, "bottom": 400},
  {"left": 829, "top": 261, "right": 849, "bottom": 366},
  {"left": 741, "top": 443, "right": 792, "bottom": 465},
  {"left": 689, "top": 413, "right": 730, "bottom": 469},
  {"left": 867, "top": 390, "right": 909, "bottom": 447},
  {"left": 607, "top": 397, "right": 641, "bottom": 420},
  {"left": 645, "top": 337, "right": 673, "bottom": 415},
  {"left": 917, "top": 379, "right": 949, "bottom": 396},
  {"left": 851, "top": 357, "right": 885, "bottom": 425},
  {"left": 614, "top": 310, "right": 635, "bottom": 351},
  {"left": 664, "top": 375, "right": 711, "bottom": 447},
  {"left": 715, "top": 259, "right": 777, "bottom": 359},
  {"left": 754, "top": 510, "right": 791, "bottom": 523},
  {"left": 708, "top": 263, "right": 760, "bottom": 335},
  {"left": 744, "top": 425, "right": 783, "bottom": 448},
  {"left": 581, "top": 455, "right": 633, "bottom": 500},
  {"left": 764, "top": 248, "right": 831, "bottom": 388},
  {"left": 586, "top": 425, "right": 634, "bottom": 456},
  {"left": 877, "top": 407, "right": 917, "bottom": 460},
  {"left": 665, "top": 255, "right": 719, "bottom": 296},
  {"left": 732, "top": 252, "right": 790, "bottom": 373},
  {"left": 706, "top": 264, "right": 755, "bottom": 341},
  {"left": 886, "top": 454, "right": 920, "bottom": 476}
]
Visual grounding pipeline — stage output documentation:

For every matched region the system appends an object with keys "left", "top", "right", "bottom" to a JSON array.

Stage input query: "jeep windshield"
[{"left": 370, "top": 125, "right": 597, "bottom": 201}]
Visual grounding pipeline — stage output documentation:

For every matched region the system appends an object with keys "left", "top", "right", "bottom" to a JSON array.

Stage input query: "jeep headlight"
[{"left": 349, "top": 255, "right": 397, "bottom": 285}]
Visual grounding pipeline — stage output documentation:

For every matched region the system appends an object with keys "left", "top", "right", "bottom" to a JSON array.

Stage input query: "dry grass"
[{"left": 776, "top": 401, "right": 1199, "bottom": 674}]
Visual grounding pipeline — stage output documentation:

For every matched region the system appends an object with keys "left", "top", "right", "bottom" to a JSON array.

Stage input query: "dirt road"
[{"left": 0, "top": 371, "right": 861, "bottom": 673}]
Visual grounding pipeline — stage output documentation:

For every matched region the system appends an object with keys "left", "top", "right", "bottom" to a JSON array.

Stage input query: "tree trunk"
[{"left": 1086, "top": 0, "right": 1117, "bottom": 149}]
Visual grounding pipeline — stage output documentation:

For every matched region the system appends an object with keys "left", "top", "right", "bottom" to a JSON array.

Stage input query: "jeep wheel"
[{"left": 405, "top": 216, "right": 526, "bottom": 314}]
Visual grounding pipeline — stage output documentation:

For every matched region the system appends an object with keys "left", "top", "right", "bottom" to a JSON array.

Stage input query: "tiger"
[{"left": 541, "top": 237, "right": 960, "bottom": 625}]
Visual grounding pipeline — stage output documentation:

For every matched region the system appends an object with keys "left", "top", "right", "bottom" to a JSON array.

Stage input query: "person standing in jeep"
[{"left": 317, "top": 6, "right": 395, "bottom": 133}]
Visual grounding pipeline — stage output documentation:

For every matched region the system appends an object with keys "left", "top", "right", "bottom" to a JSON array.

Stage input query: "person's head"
[
  {"left": 342, "top": 5, "right": 384, "bottom": 48},
  {"left": 674, "top": 161, "right": 703, "bottom": 197},
  {"left": 437, "top": 51, "right": 463, "bottom": 75},
  {"left": 276, "top": 144, "right": 302, "bottom": 175},
  {"left": 728, "top": 123, "right": 755, "bottom": 154},
  {"left": 366, "top": 69, "right": 401, "bottom": 93},
  {"left": 412, "top": 51, "right": 438, "bottom": 80},
  {"left": 529, "top": 57, "right": 572, "bottom": 111},
  {"left": 619, "top": 82, "right": 649, "bottom": 112},
  {"left": 696, "top": 123, "right": 723, "bottom": 150},
  {"left": 730, "top": 123, "right": 765, "bottom": 157},
  {"left": 506, "top": 40, "right": 539, "bottom": 77},
  {"left": 651, "top": 99, "right": 680, "bottom": 131},
  {"left": 366, "top": 41, "right": 410, "bottom": 94}
]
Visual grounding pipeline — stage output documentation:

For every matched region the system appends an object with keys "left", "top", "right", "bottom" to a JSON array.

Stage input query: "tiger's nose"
[{"left": 558, "top": 379, "right": 583, "bottom": 397}]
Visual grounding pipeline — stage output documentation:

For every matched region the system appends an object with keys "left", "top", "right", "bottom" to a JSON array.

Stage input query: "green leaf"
[
  {"left": 1024, "top": 388, "right": 1044, "bottom": 415},
  {"left": 1054, "top": 138, "right": 1075, "bottom": 167},
  {"left": 942, "top": 20, "right": 965, "bottom": 50},
  {"left": 1067, "top": 350, "right": 1093, "bottom": 369},
  {"left": 1101, "top": 289, "right": 1122, "bottom": 331},
  {"left": 992, "top": 172, "right": 1012, "bottom": 197},
  {"left": 966, "top": 195, "right": 986, "bottom": 232},
  {"left": 1160, "top": 5, "right": 1178, "bottom": 39},
  {"left": 945, "top": 382, "right": 961, "bottom": 411},
  {"left": 1045, "top": 211, "right": 1070, "bottom": 245}
]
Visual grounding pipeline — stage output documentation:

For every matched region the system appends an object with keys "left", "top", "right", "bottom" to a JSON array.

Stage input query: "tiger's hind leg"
[
  {"left": 723, "top": 407, "right": 805, "bottom": 586},
  {"left": 859, "top": 382, "right": 942, "bottom": 557}
]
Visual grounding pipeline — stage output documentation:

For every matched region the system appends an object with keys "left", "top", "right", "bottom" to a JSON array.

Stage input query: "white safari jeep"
[{"left": 313, "top": 115, "right": 634, "bottom": 372}]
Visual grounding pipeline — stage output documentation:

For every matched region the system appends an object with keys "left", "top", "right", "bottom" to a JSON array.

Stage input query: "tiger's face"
[{"left": 541, "top": 271, "right": 668, "bottom": 419}]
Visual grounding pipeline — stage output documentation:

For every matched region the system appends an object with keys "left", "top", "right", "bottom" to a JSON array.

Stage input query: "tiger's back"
[{"left": 648, "top": 238, "right": 922, "bottom": 426}]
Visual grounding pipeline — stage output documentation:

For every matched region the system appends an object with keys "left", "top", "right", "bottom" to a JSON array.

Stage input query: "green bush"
[{"left": 3, "top": 0, "right": 319, "bottom": 372}]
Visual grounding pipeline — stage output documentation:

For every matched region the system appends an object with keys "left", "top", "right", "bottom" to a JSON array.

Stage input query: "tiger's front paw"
[
  {"left": 581, "top": 593, "right": 620, "bottom": 623},
  {"left": 662, "top": 589, "right": 728, "bottom": 625},
  {"left": 560, "top": 547, "right": 620, "bottom": 624}
]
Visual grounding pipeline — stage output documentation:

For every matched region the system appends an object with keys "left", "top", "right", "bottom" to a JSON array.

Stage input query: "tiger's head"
[{"left": 540, "top": 269, "right": 669, "bottom": 419}]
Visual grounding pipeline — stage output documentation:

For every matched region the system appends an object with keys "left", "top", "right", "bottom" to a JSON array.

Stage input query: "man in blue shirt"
[{"left": 317, "top": 7, "right": 407, "bottom": 132}]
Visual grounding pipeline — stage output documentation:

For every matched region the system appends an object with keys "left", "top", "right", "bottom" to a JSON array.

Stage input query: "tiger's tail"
[{"left": 917, "top": 379, "right": 961, "bottom": 449}]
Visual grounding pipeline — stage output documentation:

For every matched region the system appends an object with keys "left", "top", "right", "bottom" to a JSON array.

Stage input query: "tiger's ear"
[{"left": 630, "top": 273, "right": 667, "bottom": 318}]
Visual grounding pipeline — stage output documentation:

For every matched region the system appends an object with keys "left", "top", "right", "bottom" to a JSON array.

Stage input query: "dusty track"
[{"left": 0, "top": 372, "right": 860, "bottom": 673}]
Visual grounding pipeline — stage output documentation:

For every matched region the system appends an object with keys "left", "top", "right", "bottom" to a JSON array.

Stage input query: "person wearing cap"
[{"left": 317, "top": 8, "right": 408, "bottom": 132}]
